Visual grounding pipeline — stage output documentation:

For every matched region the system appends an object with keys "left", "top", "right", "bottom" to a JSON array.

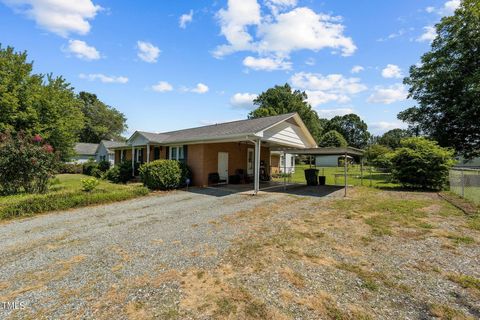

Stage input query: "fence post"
[{"left": 461, "top": 169, "right": 465, "bottom": 198}]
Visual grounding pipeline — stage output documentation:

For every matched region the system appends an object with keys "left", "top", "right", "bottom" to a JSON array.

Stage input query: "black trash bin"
[
  {"left": 304, "top": 169, "right": 319, "bottom": 186},
  {"left": 318, "top": 176, "right": 326, "bottom": 185}
]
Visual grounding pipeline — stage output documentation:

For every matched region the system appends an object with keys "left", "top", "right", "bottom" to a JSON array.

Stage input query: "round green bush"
[
  {"left": 97, "top": 160, "right": 111, "bottom": 172},
  {"left": 104, "top": 166, "right": 121, "bottom": 183},
  {"left": 390, "top": 137, "right": 455, "bottom": 190},
  {"left": 139, "top": 160, "right": 181, "bottom": 190},
  {"left": 82, "top": 160, "right": 98, "bottom": 176}
]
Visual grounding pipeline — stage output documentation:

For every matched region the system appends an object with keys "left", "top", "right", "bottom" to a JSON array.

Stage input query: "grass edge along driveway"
[{"left": 0, "top": 174, "right": 149, "bottom": 220}]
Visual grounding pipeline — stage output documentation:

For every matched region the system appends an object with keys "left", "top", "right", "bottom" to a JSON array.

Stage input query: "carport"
[{"left": 272, "top": 147, "right": 365, "bottom": 197}]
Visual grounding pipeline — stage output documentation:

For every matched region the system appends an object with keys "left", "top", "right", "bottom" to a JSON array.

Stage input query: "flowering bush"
[{"left": 0, "top": 132, "right": 59, "bottom": 195}]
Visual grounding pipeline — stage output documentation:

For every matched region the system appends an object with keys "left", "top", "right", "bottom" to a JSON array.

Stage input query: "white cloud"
[
  {"left": 230, "top": 93, "right": 258, "bottom": 109},
  {"left": 179, "top": 10, "right": 193, "bottom": 29},
  {"left": 152, "top": 81, "right": 173, "bottom": 92},
  {"left": 79, "top": 73, "right": 128, "bottom": 83},
  {"left": 265, "top": 0, "right": 297, "bottom": 14},
  {"left": 369, "top": 121, "right": 407, "bottom": 134},
  {"left": 189, "top": 83, "right": 209, "bottom": 94},
  {"left": 316, "top": 108, "right": 354, "bottom": 119},
  {"left": 65, "top": 40, "right": 100, "bottom": 60},
  {"left": 136, "top": 41, "right": 160, "bottom": 63},
  {"left": 381, "top": 64, "right": 403, "bottom": 79},
  {"left": 257, "top": 7, "right": 356, "bottom": 57},
  {"left": 243, "top": 56, "right": 291, "bottom": 71},
  {"left": 351, "top": 65, "right": 364, "bottom": 74},
  {"left": 367, "top": 84, "right": 408, "bottom": 104},
  {"left": 3, "top": 0, "right": 101, "bottom": 37},
  {"left": 419, "top": 1, "right": 459, "bottom": 43},
  {"left": 416, "top": 26, "right": 436, "bottom": 42},
  {"left": 425, "top": 0, "right": 460, "bottom": 16},
  {"left": 291, "top": 72, "right": 367, "bottom": 107},
  {"left": 214, "top": 0, "right": 261, "bottom": 57},
  {"left": 214, "top": 0, "right": 356, "bottom": 67}
]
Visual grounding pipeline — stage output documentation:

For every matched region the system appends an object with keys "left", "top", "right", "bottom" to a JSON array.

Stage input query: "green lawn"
[
  {"left": 0, "top": 174, "right": 149, "bottom": 220},
  {"left": 273, "top": 164, "right": 398, "bottom": 188}
]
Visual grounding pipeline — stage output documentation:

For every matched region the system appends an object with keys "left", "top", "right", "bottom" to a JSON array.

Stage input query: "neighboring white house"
[
  {"left": 72, "top": 140, "right": 127, "bottom": 164},
  {"left": 72, "top": 143, "right": 98, "bottom": 163},
  {"left": 315, "top": 155, "right": 353, "bottom": 167},
  {"left": 96, "top": 140, "right": 127, "bottom": 165}
]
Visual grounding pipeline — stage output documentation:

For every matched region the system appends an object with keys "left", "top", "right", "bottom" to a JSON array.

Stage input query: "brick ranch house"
[{"left": 111, "top": 113, "right": 317, "bottom": 193}]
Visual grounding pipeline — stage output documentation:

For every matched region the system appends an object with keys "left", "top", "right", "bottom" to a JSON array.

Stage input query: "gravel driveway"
[{"left": 0, "top": 186, "right": 343, "bottom": 319}]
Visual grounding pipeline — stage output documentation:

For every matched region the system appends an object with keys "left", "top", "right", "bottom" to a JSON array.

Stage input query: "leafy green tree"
[
  {"left": 78, "top": 92, "right": 127, "bottom": 143},
  {"left": 0, "top": 45, "right": 84, "bottom": 160},
  {"left": 399, "top": 0, "right": 480, "bottom": 158},
  {"left": 390, "top": 137, "right": 455, "bottom": 190},
  {"left": 378, "top": 129, "right": 411, "bottom": 149},
  {"left": 325, "top": 114, "right": 371, "bottom": 149},
  {"left": 318, "top": 130, "right": 347, "bottom": 147},
  {"left": 249, "top": 84, "right": 326, "bottom": 142},
  {"left": 364, "top": 144, "right": 392, "bottom": 169}
]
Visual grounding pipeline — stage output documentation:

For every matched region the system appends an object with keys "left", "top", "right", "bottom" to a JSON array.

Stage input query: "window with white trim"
[{"left": 169, "top": 146, "right": 184, "bottom": 161}]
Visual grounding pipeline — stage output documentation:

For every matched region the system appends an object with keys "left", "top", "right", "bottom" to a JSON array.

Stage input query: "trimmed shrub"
[
  {"left": 139, "top": 160, "right": 181, "bottom": 190},
  {"left": 390, "top": 137, "right": 455, "bottom": 190},
  {"left": 0, "top": 132, "right": 58, "bottom": 195},
  {"left": 81, "top": 177, "right": 100, "bottom": 192},
  {"left": 58, "top": 163, "right": 83, "bottom": 174},
  {"left": 98, "top": 160, "right": 111, "bottom": 172},
  {"left": 82, "top": 160, "right": 98, "bottom": 176},
  {"left": 117, "top": 161, "right": 138, "bottom": 183},
  {"left": 104, "top": 166, "right": 121, "bottom": 183}
]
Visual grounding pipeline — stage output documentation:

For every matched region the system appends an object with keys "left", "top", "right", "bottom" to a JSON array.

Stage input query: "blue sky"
[{"left": 0, "top": 0, "right": 460, "bottom": 136}]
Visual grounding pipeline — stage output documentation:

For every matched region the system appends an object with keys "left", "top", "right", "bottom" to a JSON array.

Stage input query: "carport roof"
[{"left": 274, "top": 147, "right": 364, "bottom": 156}]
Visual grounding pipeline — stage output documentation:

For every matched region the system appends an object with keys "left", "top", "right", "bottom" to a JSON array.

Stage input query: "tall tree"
[
  {"left": 0, "top": 45, "right": 84, "bottom": 160},
  {"left": 318, "top": 130, "right": 347, "bottom": 148},
  {"left": 78, "top": 92, "right": 127, "bottom": 143},
  {"left": 378, "top": 128, "right": 411, "bottom": 149},
  {"left": 249, "top": 84, "right": 326, "bottom": 143},
  {"left": 325, "top": 114, "right": 371, "bottom": 149},
  {"left": 399, "top": 0, "right": 480, "bottom": 158}
]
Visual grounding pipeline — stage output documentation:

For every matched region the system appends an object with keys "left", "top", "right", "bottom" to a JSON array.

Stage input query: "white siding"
[
  {"left": 129, "top": 134, "right": 149, "bottom": 147},
  {"left": 262, "top": 122, "right": 308, "bottom": 148},
  {"left": 96, "top": 143, "right": 114, "bottom": 164},
  {"left": 315, "top": 155, "right": 340, "bottom": 167}
]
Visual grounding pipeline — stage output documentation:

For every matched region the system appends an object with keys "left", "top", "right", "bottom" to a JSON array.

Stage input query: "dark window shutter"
[
  {"left": 165, "top": 146, "right": 170, "bottom": 160},
  {"left": 183, "top": 145, "right": 188, "bottom": 162},
  {"left": 154, "top": 147, "right": 160, "bottom": 160}
]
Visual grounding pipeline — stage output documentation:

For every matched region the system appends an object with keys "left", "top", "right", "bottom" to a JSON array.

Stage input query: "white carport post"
[
  {"left": 253, "top": 139, "right": 261, "bottom": 195},
  {"left": 131, "top": 145, "right": 135, "bottom": 177},
  {"left": 283, "top": 150, "right": 287, "bottom": 191}
]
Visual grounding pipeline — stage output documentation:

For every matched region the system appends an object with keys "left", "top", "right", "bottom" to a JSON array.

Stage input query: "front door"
[
  {"left": 247, "top": 148, "right": 254, "bottom": 175},
  {"left": 218, "top": 152, "right": 229, "bottom": 183}
]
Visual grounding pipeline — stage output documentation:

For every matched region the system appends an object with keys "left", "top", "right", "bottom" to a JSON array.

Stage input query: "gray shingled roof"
[
  {"left": 101, "top": 140, "right": 128, "bottom": 149},
  {"left": 74, "top": 143, "right": 99, "bottom": 156},
  {"left": 136, "top": 113, "right": 297, "bottom": 144}
]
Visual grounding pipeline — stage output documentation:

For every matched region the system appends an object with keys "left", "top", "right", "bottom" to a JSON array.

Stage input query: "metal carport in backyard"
[{"left": 272, "top": 147, "right": 365, "bottom": 197}]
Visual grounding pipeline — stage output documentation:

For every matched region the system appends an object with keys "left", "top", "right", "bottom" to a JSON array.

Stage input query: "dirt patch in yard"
[{"left": 1, "top": 187, "right": 479, "bottom": 319}]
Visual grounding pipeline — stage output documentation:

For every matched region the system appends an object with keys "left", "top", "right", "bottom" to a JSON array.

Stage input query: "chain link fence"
[{"left": 449, "top": 168, "right": 480, "bottom": 204}]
